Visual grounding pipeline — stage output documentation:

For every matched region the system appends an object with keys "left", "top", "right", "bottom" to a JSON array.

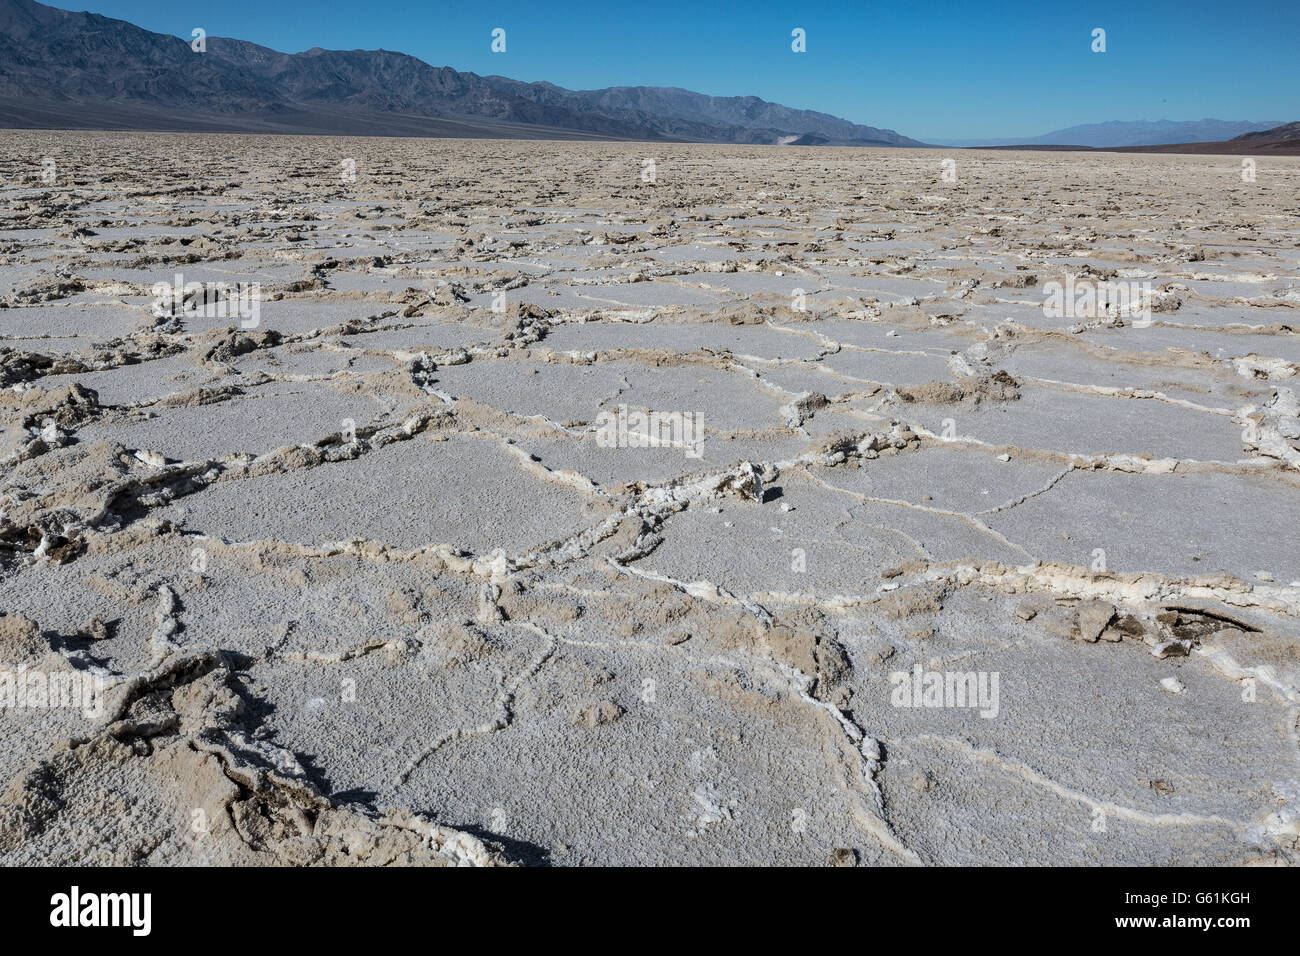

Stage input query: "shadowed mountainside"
[{"left": 0, "top": 0, "right": 923, "bottom": 145}]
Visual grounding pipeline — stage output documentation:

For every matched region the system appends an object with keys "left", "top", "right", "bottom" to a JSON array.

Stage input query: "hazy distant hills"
[
  {"left": 939, "top": 119, "right": 1286, "bottom": 149},
  {"left": 0, "top": 0, "right": 923, "bottom": 145},
  {"left": 966, "top": 121, "right": 1300, "bottom": 156},
  {"left": 1232, "top": 121, "right": 1300, "bottom": 145},
  {"left": 1110, "top": 121, "right": 1300, "bottom": 155}
]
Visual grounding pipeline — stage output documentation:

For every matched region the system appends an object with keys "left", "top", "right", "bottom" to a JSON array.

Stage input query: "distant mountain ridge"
[
  {"left": 968, "top": 122, "right": 1300, "bottom": 156},
  {"left": 1110, "top": 121, "right": 1300, "bottom": 155},
  {"left": 1233, "top": 121, "right": 1300, "bottom": 144},
  {"left": 0, "top": 0, "right": 923, "bottom": 145},
  {"left": 939, "top": 119, "right": 1285, "bottom": 149}
]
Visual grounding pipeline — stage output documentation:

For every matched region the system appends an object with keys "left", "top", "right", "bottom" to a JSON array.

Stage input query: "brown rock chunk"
[
  {"left": 1077, "top": 601, "right": 1116, "bottom": 642},
  {"left": 1015, "top": 600, "right": 1042, "bottom": 621},
  {"left": 0, "top": 614, "right": 45, "bottom": 664},
  {"left": 1102, "top": 614, "right": 1146, "bottom": 643}
]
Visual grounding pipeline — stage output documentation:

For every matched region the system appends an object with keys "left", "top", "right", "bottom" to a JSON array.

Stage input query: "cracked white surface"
[{"left": 0, "top": 133, "right": 1298, "bottom": 865}]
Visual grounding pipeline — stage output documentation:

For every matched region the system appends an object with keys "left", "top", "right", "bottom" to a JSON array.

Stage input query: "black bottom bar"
[{"left": 2, "top": 865, "right": 1281, "bottom": 942}]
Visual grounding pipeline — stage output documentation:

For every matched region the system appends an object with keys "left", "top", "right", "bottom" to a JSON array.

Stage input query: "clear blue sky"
[{"left": 53, "top": 0, "right": 1300, "bottom": 140}]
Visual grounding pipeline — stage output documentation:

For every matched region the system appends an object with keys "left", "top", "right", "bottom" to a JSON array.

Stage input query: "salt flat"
[{"left": 0, "top": 131, "right": 1297, "bottom": 866}]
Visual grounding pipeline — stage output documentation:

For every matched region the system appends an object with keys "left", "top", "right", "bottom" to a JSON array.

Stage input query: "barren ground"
[{"left": 0, "top": 132, "right": 1298, "bottom": 866}]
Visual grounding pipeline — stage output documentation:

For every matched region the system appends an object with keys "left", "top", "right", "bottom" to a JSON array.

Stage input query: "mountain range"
[
  {"left": 0, "top": 0, "right": 1293, "bottom": 153},
  {"left": 1110, "top": 121, "right": 1300, "bottom": 155},
  {"left": 937, "top": 119, "right": 1288, "bottom": 149},
  {"left": 0, "top": 0, "right": 922, "bottom": 145}
]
